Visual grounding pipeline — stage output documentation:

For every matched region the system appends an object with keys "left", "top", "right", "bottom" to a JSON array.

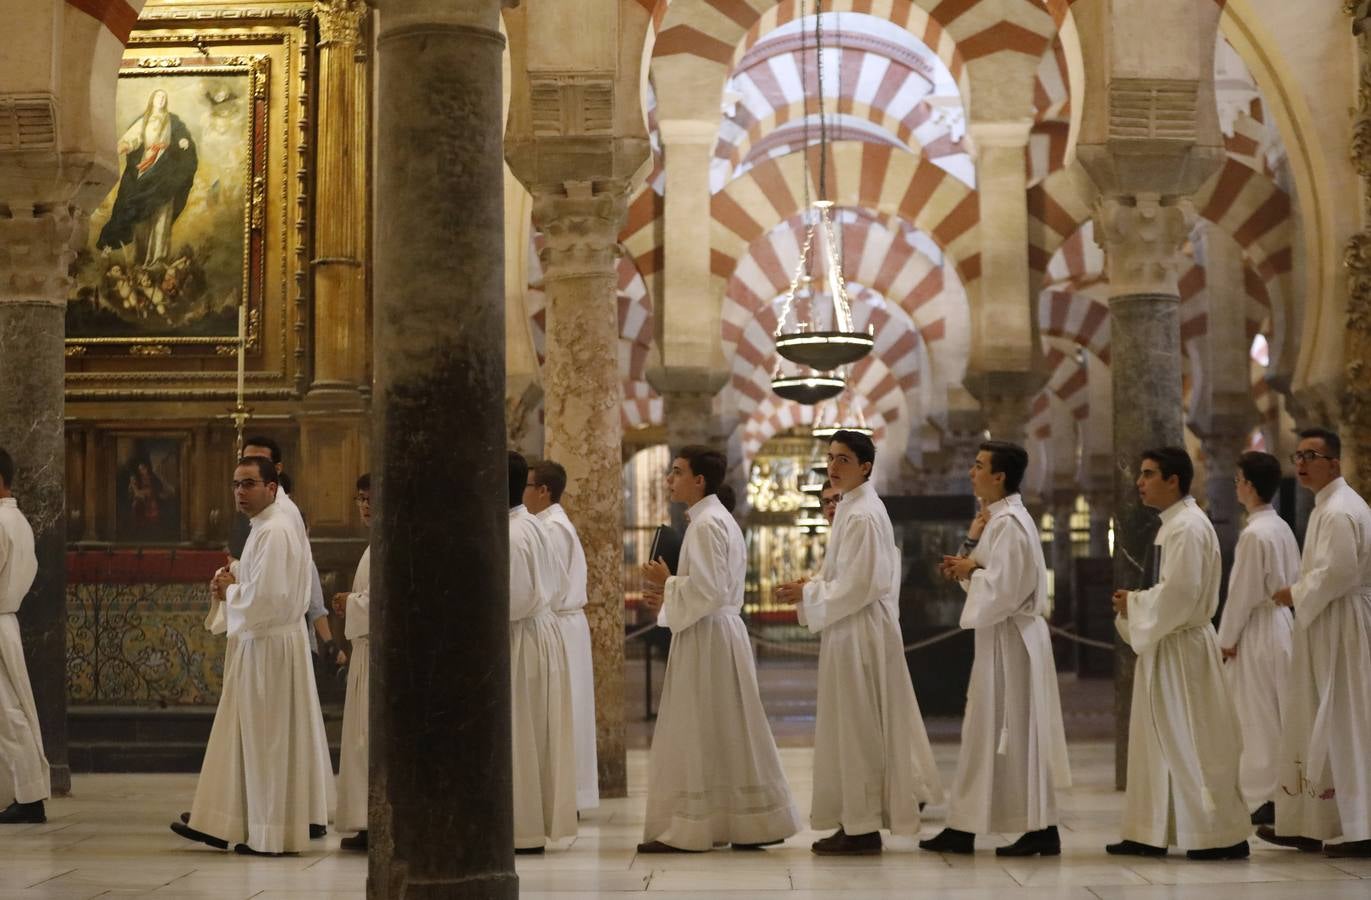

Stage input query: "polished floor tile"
[{"left": 0, "top": 742, "right": 1366, "bottom": 897}]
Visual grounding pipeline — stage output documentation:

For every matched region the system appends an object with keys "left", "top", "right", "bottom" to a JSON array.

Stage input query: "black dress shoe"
[
  {"left": 234, "top": 843, "right": 287, "bottom": 857},
  {"left": 1255, "top": 826, "right": 1322, "bottom": 852},
  {"left": 919, "top": 827, "right": 975, "bottom": 854},
  {"left": 636, "top": 840, "right": 700, "bottom": 853},
  {"left": 514, "top": 845, "right": 545, "bottom": 855},
  {"left": 340, "top": 830, "right": 368, "bottom": 851},
  {"left": 1105, "top": 839, "right": 1167, "bottom": 856},
  {"left": 0, "top": 800, "right": 46, "bottom": 824},
  {"left": 310, "top": 823, "right": 327, "bottom": 839},
  {"left": 731, "top": 839, "right": 784, "bottom": 850},
  {"left": 1187, "top": 841, "right": 1249, "bottom": 860},
  {"left": 1324, "top": 839, "right": 1371, "bottom": 858},
  {"left": 1250, "top": 801, "right": 1275, "bottom": 825},
  {"left": 997, "top": 827, "right": 1060, "bottom": 857},
  {"left": 812, "top": 828, "right": 882, "bottom": 856},
  {"left": 170, "top": 821, "right": 228, "bottom": 850}
]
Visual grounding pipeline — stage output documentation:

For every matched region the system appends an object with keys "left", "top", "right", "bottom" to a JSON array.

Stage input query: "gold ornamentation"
[
  {"left": 1346, "top": 14, "right": 1371, "bottom": 496},
  {"left": 130, "top": 345, "right": 173, "bottom": 357},
  {"left": 136, "top": 57, "right": 182, "bottom": 68},
  {"left": 314, "top": 0, "right": 367, "bottom": 46},
  {"left": 65, "top": 345, "right": 87, "bottom": 357}
]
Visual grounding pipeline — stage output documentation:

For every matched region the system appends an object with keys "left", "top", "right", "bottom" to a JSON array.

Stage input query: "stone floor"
[{"left": 4, "top": 741, "right": 1369, "bottom": 898}]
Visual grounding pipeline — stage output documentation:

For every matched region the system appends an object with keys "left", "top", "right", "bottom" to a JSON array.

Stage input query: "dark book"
[{"left": 648, "top": 524, "right": 682, "bottom": 575}]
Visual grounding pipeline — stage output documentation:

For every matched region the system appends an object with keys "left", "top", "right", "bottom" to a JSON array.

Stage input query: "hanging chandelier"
[
  {"left": 771, "top": 371, "right": 846, "bottom": 404},
  {"left": 769, "top": 0, "right": 872, "bottom": 395},
  {"left": 811, "top": 391, "right": 872, "bottom": 439}
]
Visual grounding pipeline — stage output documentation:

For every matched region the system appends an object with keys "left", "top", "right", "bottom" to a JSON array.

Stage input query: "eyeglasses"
[
  {"left": 1290, "top": 450, "right": 1337, "bottom": 464},
  {"left": 820, "top": 496, "right": 840, "bottom": 506},
  {"left": 355, "top": 493, "right": 370, "bottom": 504},
  {"left": 231, "top": 479, "right": 262, "bottom": 490}
]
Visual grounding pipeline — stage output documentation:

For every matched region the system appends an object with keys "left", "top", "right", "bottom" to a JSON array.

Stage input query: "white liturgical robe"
[
  {"left": 1216, "top": 506, "right": 1298, "bottom": 810},
  {"left": 0, "top": 497, "right": 48, "bottom": 807},
  {"left": 537, "top": 503, "right": 599, "bottom": 811},
  {"left": 335, "top": 546, "right": 370, "bottom": 834},
  {"left": 798, "top": 480, "right": 943, "bottom": 836},
  {"left": 509, "top": 505, "right": 577, "bottom": 849},
  {"left": 190, "top": 501, "right": 323, "bottom": 853},
  {"left": 949, "top": 494, "right": 1070, "bottom": 835},
  {"left": 1116, "top": 496, "right": 1249, "bottom": 849},
  {"left": 644, "top": 493, "right": 801, "bottom": 850},
  {"left": 1275, "top": 477, "right": 1371, "bottom": 843},
  {"left": 225, "top": 486, "right": 333, "bottom": 828}
]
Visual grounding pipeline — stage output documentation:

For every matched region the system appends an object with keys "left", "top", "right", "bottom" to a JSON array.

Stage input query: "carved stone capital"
[
  {"left": 0, "top": 202, "right": 78, "bottom": 307},
  {"left": 314, "top": 0, "right": 369, "bottom": 46},
  {"left": 1092, "top": 194, "right": 1194, "bottom": 297},
  {"left": 532, "top": 180, "right": 629, "bottom": 279}
]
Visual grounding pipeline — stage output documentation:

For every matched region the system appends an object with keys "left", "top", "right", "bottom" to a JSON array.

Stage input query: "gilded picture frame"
[{"left": 64, "top": 14, "right": 312, "bottom": 401}]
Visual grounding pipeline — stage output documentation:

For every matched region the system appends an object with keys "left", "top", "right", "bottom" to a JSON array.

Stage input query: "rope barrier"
[{"left": 627, "top": 618, "right": 1118, "bottom": 653}]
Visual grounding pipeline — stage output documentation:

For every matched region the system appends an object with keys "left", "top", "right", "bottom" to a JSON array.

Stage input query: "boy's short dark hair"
[
  {"left": 530, "top": 460, "right": 568, "bottom": 503},
  {"left": 236, "top": 457, "right": 279, "bottom": 484},
  {"left": 508, "top": 451, "right": 528, "bottom": 508},
  {"left": 1237, "top": 451, "right": 1282, "bottom": 503},
  {"left": 1141, "top": 446, "right": 1194, "bottom": 496},
  {"left": 242, "top": 435, "right": 283, "bottom": 464},
  {"left": 1297, "top": 427, "right": 1341, "bottom": 458},
  {"left": 978, "top": 440, "right": 1029, "bottom": 495},
  {"left": 676, "top": 445, "right": 726, "bottom": 495},
  {"left": 0, "top": 448, "right": 13, "bottom": 490},
  {"left": 830, "top": 430, "right": 876, "bottom": 480}
]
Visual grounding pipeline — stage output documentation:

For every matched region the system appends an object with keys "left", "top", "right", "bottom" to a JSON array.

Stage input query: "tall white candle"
[{"left": 236, "top": 299, "right": 246, "bottom": 402}]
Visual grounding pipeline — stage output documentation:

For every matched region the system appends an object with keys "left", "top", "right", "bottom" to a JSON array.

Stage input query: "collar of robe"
[
  {"left": 986, "top": 492, "right": 1022, "bottom": 517},
  {"left": 0, "top": 498, "right": 14, "bottom": 508},
  {"left": 686, "top": 493, "right": 722, "bottom": 522},
  {"left": 1314, "top": 476, "right": 1347, "bottom": 506},
  {"left": 509, "top": 504, "right": 528, "bottom": 519},
  {"left": 1158, "top": 495, "right": 1197, "bottom": 524}
]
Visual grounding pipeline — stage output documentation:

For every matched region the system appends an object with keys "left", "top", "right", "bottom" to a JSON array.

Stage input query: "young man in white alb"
[
  {"left": 0, "top": 448, "right": 49, "bottom": 825},
  {"left": 777, "top": 430, "right": 942, "bottom": 856},
  {"left": 1108, "top": 446, "right": 1249, "bottom": 860},
  {"left": 1259, "top": 428, "right": 1371, "bottom": 858},
  {"left": 1217, "top": 451, "right": 1298, "bottom": 827},
  {"left": 638, "top": 446, "right": 800, "bottom": 853},
  {"left": 333, "top": 473, "right": 372, "bottom": 851},
  {"left": 524, "top": 459, "right": 598, "bottom": 813},
  {"left": 921, "top": 441, "right": 1070, "bottom": 857}
]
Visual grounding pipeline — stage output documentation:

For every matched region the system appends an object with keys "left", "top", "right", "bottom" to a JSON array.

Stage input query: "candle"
[{"left": 236, "top": 299, "right": 246, "bottom": 402}]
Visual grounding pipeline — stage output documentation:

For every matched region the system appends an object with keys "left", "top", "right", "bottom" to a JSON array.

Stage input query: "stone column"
[
  {"left": 963, "top": 120, "right": 1040, "bottom": 445},
  {"left": 1086, "top": 487, "right": 1112, "bottom": 558},
  {"left": 1093, "top": 193, "right": 1195, "bottom": 788},
  {"left": 371, "top": 1, "right": 515, "bottom": 895},
  {"left": 0, "top": 204, "right": 76, "bottom": 795},
  {"left": 535, "top": 181, "right": 632, "bottom": 798},
  {"left": 310, "top": 0, "right": 371, "bottom": 398},
  {"left": 1345, "top": 7, "right": 1371, "bottom": 496},
  {"left": 1199, "top": 427, "right": 1250, "bottom": 576}
]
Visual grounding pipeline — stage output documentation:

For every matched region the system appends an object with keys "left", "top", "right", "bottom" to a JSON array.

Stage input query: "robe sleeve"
[
  {"left": 1119, "top": 521, "right": 1207, "bottom": 654},
  {"left": 798, "top": 513, "right": 892, "bottom": 633},
  {"left": 509, "top": 526, "right": 538, "bottom": 622},
  {"left": 660, "top": 518, "right": 728, "bottom": 632},
  {"left": 204, "top": 594, "right": 227, "bottom": 634},
  {"left": 345, "top": 588, "right": 369, "bottom": 640},
  {"left": 1290, "top": 511, "right": 1363, "bottom": 625},
  {"left": 223, "top": 526, "right": 297, "bottom": 634},
  {"left": 543, "top": 522, "right": 574, "bottom": 611},
  {"left": 960, "top": 517, "right": 1034, "bottom": 629},
  {"left": 1216, "top": 528, "right": 1266, "bottom": 649},
  {"left": 0, "top": 528, "right": 13, "bottom": 616}
]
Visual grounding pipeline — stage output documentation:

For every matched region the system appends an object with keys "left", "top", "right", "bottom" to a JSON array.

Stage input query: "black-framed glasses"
[
  {"left": 1290, "top": 450, "right": 1337, "bottom": 464},
  {"left": 820, "top": 496, "right": 840, "bottom": 506},
  {"left": 231, "top": 479, "right": 262, "bottom": 490},
  {"left": 355, "top": 493, "right": 371, "bottom": 504}
]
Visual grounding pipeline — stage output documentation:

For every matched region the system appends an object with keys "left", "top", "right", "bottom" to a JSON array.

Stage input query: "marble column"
[
  {"left": 535, "top": 180, "right": 632, "bottom": 798},
  {"left": 0, "top": 204, "right": 76, "bottom": 796},
  {"left": 1050, "top": 487, "right": 1075, "bottom": 625},
  {"left": 1094, "top": 193, "right": 1193, "bottom": 788},
  {"left": 371, "top": 1, "right": 515, "bottom": 895},
  {"left": 1086, "top": 488, "right": 1112, "bottom": 558},
  {"left": 1345, "top": 7, "right": 1371, "bottom": 494},
  {"left": 311, "top": 0, "right": 370, "bottom": 398},
  {"left": 1200, "top": 427, "right": 1250, "bottom": 579},
  {"left": 964, "top": 121, "right": 1040, "bottom": 445}
]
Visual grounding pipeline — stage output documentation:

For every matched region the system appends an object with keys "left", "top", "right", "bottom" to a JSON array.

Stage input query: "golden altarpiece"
[{"left": 61, "top": 0, "right": 370, "bottom": 739}]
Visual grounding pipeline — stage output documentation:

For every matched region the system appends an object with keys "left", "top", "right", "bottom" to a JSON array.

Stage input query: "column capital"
[
  {"left": 1092, "top": 193, "right": 1194, "bottom": 297},
  {"left": 966, "top": 118, "right": 1034, "bottom": 152},
  {"left": 0, "top": 203, "right": 79, "bottom": 307},
  {"left": 314, "top": 0, "right": 369, "bottom": 46},
  {"left": 532, "top": 180, "right": 630, "bottom": 280}
]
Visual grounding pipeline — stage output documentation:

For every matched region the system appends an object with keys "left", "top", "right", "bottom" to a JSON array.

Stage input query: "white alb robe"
[
  {"left": 798, "top": 480, "right": 943, "bottom": 836},
  {"left": 949, "top": 493, "right": 1070, "bottom": 835},
  {"left": 509, "top": 505, "right": 577, "bottom": 848},
  {"left": 1216, "top": 506, "right": 1298, "bottom": 810},
  {"left": 229, "top": 487, "right": 333, "bottom": 828},
  {"left": 191, "top": 501, "right": 321, "bottom": 853},
  {"left": 0, "top": 498, "right": 48, "bottom": 807},
  {"left": 644, "top": 494, "right": 801, "bottom": 850},
  {"left": 1116, "top": 496, "right": 1250, "bottom": 849},
  {"left": 537, "top": 503, "right": 599, "bottom": 811},
  {"left": 335, "top": 546, "right": 370, "bottom": 834},
  {"left": 1275, "top": 477, "right": 1371, "bottom": 843}
]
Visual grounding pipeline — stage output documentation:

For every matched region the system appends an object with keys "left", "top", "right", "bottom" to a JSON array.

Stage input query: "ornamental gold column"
[
  {"left": 1075, "top": 0, "right": 1226, "bottom": 789},
  {"left": 298, "top": 0, "right": 371, "bottom": 553},
  {"left": 1345, "top": 5, "right": 1371, "bottom": 495}
]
